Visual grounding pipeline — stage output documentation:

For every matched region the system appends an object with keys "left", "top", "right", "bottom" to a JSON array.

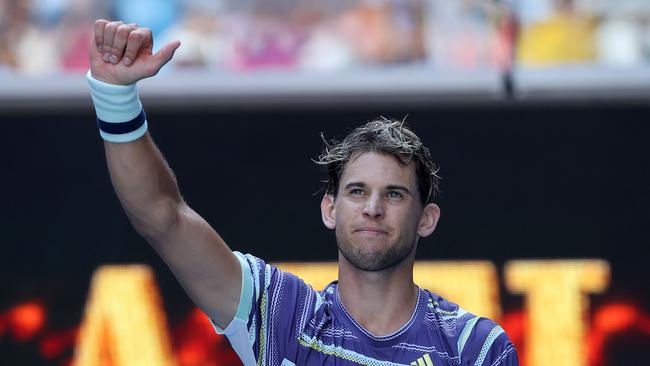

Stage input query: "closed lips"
[{"left": 354, "top": 227, "right": 388, "bottom": 234}]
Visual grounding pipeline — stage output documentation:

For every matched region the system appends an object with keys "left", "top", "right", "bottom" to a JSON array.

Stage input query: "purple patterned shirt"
[{"left": 213, "top": 252, "right": 518, "bottom": 366}]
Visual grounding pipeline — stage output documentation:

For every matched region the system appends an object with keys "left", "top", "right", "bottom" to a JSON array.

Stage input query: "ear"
[
  {"left": 320, "top": 194, "right": 336, "bottom": 230},
  {"left": 417, "top": 203, "right": 440, "bottom": 238}
]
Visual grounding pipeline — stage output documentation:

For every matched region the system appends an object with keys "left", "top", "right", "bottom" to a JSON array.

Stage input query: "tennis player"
[{"left": 88, "top": 19, "right": 518, "bottom": 366}]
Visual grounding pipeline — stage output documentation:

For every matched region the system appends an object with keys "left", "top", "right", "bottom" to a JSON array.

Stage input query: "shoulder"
[
  {"left": 457, "top": 316, "right": 518, "bottom": 366},
  {"left": 423, "top": 291, "right": 478, "bottom": 338},
  {"left": 235, "top": 252, "right": 316, "bottom": 301},
  {"left": 424, "top": 291, "right": 518, "bottom": 366}
]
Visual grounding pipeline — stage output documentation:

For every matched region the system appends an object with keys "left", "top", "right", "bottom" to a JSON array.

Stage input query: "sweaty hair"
[{"left": 315, "top": 117, "right": 440, "bottom": 205}]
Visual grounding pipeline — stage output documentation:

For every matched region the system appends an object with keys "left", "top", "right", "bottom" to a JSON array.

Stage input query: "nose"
[{"left": 362, "top": 193, "right": 384, "bottom": 219}]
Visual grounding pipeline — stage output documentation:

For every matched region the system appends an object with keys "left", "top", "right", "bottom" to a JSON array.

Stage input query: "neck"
[{"left": 337, "top": 250, "right": 419, "bottom": 337}]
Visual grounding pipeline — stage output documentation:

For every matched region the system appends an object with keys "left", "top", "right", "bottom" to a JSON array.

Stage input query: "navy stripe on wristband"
[{"left": 97, "top": 109, "right": 146, "bottom": 135}]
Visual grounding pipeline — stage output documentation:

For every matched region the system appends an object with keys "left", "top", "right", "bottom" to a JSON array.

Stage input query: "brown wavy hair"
[{"left": 315, "top": 117, "right": 440, "bottom": 205}]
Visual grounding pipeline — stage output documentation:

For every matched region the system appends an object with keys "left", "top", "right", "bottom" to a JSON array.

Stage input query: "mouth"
[{"left": 354, "top": 227, "right": 389, "bottom": 235}]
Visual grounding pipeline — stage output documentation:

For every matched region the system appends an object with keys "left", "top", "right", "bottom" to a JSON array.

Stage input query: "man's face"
[{"left": 321, "top": 151, "right": 438, "bottom": 272}]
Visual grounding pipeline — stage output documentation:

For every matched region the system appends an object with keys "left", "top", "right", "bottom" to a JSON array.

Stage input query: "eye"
[
  {"left": 349, "top": 188, "right": 365, "bottom": 196},
  {"left": 386, "top": 191, "right": 403, "bottom": 199}
]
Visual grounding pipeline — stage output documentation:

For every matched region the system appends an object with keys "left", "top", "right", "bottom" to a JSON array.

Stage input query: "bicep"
[{"left": 149, "top": 203, "right": 242, "bottom": 328}]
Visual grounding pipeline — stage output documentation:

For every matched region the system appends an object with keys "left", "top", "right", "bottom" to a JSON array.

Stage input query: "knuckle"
[
  {"left": 116, "top": 25, "right": 131, "bottom": 38},
  {"left": 106, "top": 21, "right": 123, "bottom": 31},
  {"left": 128, "top": 31, "right": 143, "bottom": 41}
]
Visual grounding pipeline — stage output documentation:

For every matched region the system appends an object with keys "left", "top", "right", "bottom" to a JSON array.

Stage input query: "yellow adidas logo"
[{"left": 410, "top": 353, "right": 434, "bottom": 366}]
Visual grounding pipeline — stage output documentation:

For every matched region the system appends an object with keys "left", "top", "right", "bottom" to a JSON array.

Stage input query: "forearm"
[{"left": 104, "top": 132, "right": 183, "bottom": 239}]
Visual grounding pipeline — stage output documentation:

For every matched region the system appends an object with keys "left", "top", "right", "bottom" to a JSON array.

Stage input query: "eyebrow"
[
  {"left": 343, "top": 182, "right": 412, "bottom": 196},
  {"left": 343, "top": 182, "right": 366, "bottom": 190},
  {"left": 386, "top": 185, "right": 412, "bottom": 196}
]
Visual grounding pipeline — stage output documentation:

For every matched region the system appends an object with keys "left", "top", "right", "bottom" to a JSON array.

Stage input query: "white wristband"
[{"left": 86, "top": 70, "right": 148, "bottom": 143}]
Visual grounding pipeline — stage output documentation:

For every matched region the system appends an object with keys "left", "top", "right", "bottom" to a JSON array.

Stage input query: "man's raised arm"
[{"left": 89, "top": 20, "right": 242, "bottom": 329}]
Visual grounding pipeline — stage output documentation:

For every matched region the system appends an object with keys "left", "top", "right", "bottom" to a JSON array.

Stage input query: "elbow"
[{"left": 129, "top": 199, "right": 185, "bottom": 242}]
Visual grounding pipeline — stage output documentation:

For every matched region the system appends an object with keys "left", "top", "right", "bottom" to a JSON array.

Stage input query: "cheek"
[
  {"left": 334, "top": 209, "right": 351, "bottom": 229},
  {"left": 334, "top": 201, "right": 358, "bottom": 222},
  {"left": 398, "top": 207, "right": 421, "bottom": 233}
]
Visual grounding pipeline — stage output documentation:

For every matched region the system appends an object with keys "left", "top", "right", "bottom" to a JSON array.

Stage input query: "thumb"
[{"left": 150, "top": 40, "right": 181, "bottom": 74}]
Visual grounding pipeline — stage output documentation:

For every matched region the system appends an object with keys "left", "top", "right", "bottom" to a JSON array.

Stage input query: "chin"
[{"left": 339, "top": 242, "right": 413, "bottom": 272}]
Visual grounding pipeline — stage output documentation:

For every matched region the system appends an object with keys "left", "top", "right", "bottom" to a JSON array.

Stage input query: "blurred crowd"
[
  {"left": 517, "top": 0, "right": 650, "bottom": 66},
  {"left": 0, "top": 0, "right": 511, "bottom": 75},
  {"left": 1, "top": 0, "right": 649, "bottom": 75},
  {"left": 0, "top": 0, "right": 102, "bottom": 74}
]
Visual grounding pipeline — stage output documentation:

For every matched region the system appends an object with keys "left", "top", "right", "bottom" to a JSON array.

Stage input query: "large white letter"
[
  {"left": 505, "top": 260, "right": 610, "bottom": 366},
  {"left": 74, "top": 265, "right": 175, "bottom": 366}
]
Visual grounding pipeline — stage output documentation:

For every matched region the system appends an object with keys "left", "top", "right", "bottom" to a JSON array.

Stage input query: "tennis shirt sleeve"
[
  {"left": 458, "top": 317, "right": 519, "bottom": 366},
  {"left": 210, "top": 252, "right": 316, "bottom": 366}
]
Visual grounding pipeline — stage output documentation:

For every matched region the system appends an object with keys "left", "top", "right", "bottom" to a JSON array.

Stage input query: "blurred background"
[{"left": 1, "top": 0, "right": 649, "bottom": 365}]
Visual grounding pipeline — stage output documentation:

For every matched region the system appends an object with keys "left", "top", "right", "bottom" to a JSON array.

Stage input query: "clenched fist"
[{"left": 90, "top": 19, "right": 180, "bottom": 85}]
